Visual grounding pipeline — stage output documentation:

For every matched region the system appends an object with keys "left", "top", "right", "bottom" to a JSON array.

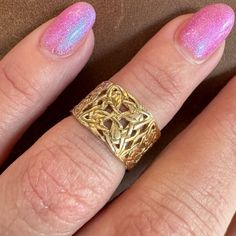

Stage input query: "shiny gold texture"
[{"left": 72, "top": 81, "right": 161, "bottom": 170}]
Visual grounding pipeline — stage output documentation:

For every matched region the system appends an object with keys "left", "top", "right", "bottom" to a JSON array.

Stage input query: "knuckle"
[
  {"left": 0, "top": 63, "right": 42, "bottom": 106},
  {"left": 119, "top": 181, "right": 224, "bottom": 236},
  {"left": 213, "top": 116, "right": 236, "bottom": 150},
  {"left": 130, "top": 196, "right": 194, "bottom": 236},
  {"left": 133, "top": 58, "right": 183, "bottom": 109},
  {"left": 20, "top": 133, "right": 113, "bottom": 232},
  {"left": 118, "top": 207, "right": 172, "bottom": 236},
  {"left": 207, "top": 101, "right": 236, "bottom": 159}
]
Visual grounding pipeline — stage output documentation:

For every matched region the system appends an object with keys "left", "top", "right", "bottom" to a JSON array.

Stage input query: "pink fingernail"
[
  {"left": 177, "top": 3, "right": 235, "bottom": 62},
  {"left": 41, "top": 2, "right": 96, "bottom": 56}
]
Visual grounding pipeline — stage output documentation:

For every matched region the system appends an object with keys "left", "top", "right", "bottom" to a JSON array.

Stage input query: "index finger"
[{"left": 0, "top": 2, "right": 95, "bottom": 162}]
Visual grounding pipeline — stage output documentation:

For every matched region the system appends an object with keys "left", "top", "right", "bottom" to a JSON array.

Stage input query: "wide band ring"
[{"left": 72, "top": 81, "right": 161, "bottom": 170}]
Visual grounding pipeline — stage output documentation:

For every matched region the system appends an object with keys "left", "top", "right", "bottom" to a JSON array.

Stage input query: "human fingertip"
[
  {"left": 175, "top": 3, "right": 235, "bottom": 63},
  {"left": 40, "top": 2, "right": 96, "bottom": 57}
]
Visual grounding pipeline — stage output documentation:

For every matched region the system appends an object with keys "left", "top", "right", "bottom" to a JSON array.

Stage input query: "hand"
[{"left": 0, "top": 2, "right": 236, "bottom": 236}]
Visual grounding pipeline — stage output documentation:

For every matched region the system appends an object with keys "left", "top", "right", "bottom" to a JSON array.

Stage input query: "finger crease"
[
  {"left": 0, "top": 65, "right": 32, "bottom": 99},
  {"left": 24, "top": 165, "right": 74, "bottom": 228}
]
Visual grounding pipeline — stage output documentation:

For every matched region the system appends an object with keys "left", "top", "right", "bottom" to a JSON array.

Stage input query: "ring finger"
[{"left": 0, "top": 3, "right": 234, "bottom": 236}]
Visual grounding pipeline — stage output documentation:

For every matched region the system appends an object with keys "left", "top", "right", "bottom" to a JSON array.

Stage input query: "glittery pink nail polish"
[
  {"left": 177, "top": 4, "right": 235, "bottom": 61},
  {"left": 41, "top": 2, "right": 96, "bottom": 56}
]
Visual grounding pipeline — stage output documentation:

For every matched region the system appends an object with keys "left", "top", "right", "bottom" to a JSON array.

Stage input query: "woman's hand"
[{"left": 0, "top": 2, "right": 236, "bottom": 236}]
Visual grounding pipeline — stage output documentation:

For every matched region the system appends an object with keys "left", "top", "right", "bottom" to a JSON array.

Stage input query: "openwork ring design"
[{"left": 72, "top": 81, "right": 161, "bottom": 170}]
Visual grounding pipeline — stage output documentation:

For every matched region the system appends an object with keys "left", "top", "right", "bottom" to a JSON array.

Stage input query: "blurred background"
[{"left": 1, "top": 0, "right": 236, "bottom": 196}]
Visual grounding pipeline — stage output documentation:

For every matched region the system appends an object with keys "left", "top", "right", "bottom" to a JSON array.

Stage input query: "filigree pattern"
[{"left": 72, "top": 81, "right": 160, "bottom": 169}]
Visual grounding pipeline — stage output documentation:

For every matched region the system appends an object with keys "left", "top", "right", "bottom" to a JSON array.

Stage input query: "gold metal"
[{"left": 72, "top": 81, "right": 161, "bottom": 170}]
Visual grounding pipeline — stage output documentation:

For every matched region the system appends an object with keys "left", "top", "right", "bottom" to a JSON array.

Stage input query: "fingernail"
[
  {"left": 41, "top": 2, "right": 96, "bottom": 56},
  {"left": 176, "top": 3, "right": 235, "bottom": 62}
]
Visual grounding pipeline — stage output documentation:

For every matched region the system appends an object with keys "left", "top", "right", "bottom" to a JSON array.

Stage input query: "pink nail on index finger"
[
  {"left": 177, "top": 3, "right": 235, "bottom": 62},
  {"left": 41, "top": 2, "right": 96, "bottom": 56}
]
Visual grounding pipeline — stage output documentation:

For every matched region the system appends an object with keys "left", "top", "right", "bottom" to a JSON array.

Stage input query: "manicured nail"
[
  {"left": 41, "top": 2, "right": 96, "bottom": 56},
  {"left": 176, "top": 3, "right": 235, "bottom": 62}
]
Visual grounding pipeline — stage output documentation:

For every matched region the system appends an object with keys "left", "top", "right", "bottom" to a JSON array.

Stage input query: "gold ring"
[{"left": 72, "top": 81, "right": 161, "bottom": 170}]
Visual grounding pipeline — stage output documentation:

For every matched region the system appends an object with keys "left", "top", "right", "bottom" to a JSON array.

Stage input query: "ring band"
[{"left": 72, "top": 81, "right": 161, "bottom": 170}]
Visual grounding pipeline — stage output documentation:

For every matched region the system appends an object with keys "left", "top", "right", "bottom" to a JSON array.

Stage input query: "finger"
[
  {"left": 0, "top": 2, "right": 96, "bottom": 162},
  {"left": 79, "top": 76, "right": 236, "bottom": 236},
  {"left": 0, "top": 3, "right": 234, "bottom": 236}
]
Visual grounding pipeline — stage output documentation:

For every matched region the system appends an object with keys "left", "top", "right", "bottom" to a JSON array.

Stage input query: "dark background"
[{"left": 1, "top": 0, "right": 236, "bottom": 195}]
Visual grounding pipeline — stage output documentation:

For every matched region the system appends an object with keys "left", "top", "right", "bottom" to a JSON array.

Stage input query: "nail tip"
[
  {"left": 72, "top": 2, "right": 97, "bottom": 21},
  {"left": 202, "top": 3, "right": 235, "bottom": 30}
]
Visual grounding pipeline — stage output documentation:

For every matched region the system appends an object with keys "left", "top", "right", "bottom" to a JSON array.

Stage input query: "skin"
[{"left": 0, "top": 4, "right": 236, "bottom": 236}]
